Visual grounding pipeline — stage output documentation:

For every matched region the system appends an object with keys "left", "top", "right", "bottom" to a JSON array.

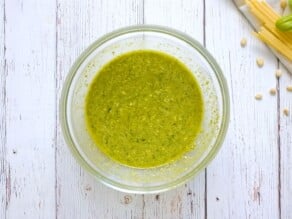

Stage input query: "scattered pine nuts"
[
  {"left": 255, "top": 93, "right": 263, "bottom": 100},
  {"left": 287, "top": 85, "right": 292, "bottom": 92},
  {"left": 283, "top": 108, "right": 289, "bottom": 116},
  {"left": 275, "top": 69, "right": 282, "bottom": 78},
  {"left": 270, "top": 88, "right": 277, "bottom": 95},
  {"left": 240, "top": 38, "right": 247, "bottom": 47},
  {"left": 256, "top": 58, "right": 264, "bottom": 68},
  {"left": 280, "top": 0, "right": 287, "bottom": 10}
]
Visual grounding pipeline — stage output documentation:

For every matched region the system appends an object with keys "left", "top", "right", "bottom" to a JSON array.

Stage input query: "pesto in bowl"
[
  {"left": 60, "top": 25, "right": 229, "bottom": 193},
  {"left": 85, "top": 50, "right": 204, "bottom": 168}
]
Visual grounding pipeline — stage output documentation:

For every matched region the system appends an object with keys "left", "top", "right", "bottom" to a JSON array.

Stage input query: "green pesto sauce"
[{"left": 85, "top": 50, "right": 204, "bottom": 168}]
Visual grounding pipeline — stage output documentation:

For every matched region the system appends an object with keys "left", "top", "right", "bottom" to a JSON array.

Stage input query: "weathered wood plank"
[
  {"left": 0, "top": 0, "right": 5, "bottom": 218},
  {"left": 0, "top": 0, "right": 290, "bottom": 218},
  {"left": 279, "top": 65, "right": 292, "bottom": 219},
  {"left": 205, "top": 1, "right": 279, "bottom": 218},
  {"left": 56, "top": 0, "right": 144, "bottom": 218},
  {"left": 4, "top": 0, "right": 56, "bottom": 218},
  {"left": 143, "top": 174, "right": 205, "bottom": 219},
  {"left": 143, "top": 1, "right": 205, "bottom": 218}
]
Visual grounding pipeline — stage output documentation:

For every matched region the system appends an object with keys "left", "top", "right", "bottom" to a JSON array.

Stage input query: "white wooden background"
[{"left": 0, "top": 0, "right": 291, "bottom": 218}]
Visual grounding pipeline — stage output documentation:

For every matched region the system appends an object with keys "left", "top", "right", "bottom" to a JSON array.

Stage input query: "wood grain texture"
[
  {"left": 142, "top": 1, "right": 205, "bottom": 219},
  {"left": 143, "top": 175, "right": 205, "bottom": 219},
  {"left": 56, "top": 0, "right": 144, "bottom": 218},
  {"left": 205, "top": 1, "right": 279, "bottom": 218},
  {"left": 4, "top": 0, "right": 56, "bottom": 218},
  {"left": 279, "top": 65, "right": 292, "bottom": 219},
  {"left": 0, "top": 0, "right": 291, "bottom": 218},
  {"left": 0, "top": 0, "right": 5, "bottom": 218}
]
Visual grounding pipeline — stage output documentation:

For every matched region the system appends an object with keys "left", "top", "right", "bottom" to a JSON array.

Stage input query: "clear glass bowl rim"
[{"left": 60, "top": 25, "right": 230, "bottom": 194}]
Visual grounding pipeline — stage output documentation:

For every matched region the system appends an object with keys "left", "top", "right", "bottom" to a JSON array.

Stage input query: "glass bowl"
[{"left": 60, "top": 25, "right": 230, "bottom": 194}]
